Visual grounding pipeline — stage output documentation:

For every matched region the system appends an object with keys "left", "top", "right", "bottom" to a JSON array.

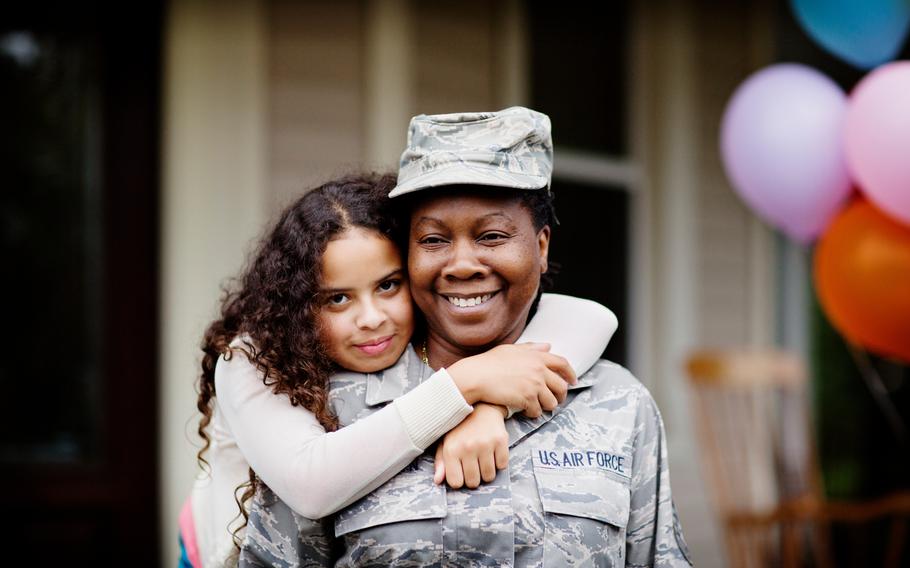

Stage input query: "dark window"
[
  {"left": 0, "top": 30, "right": 103, "bottom": 465},
  {"left": 528, "top": 1, "right": 628, "bottom": 156},
  {"left": 546, "top": 181, "right": 629, "bottom": 364},
  {"left": 529, "top": 1, "right": 630, "bottom": 365}
]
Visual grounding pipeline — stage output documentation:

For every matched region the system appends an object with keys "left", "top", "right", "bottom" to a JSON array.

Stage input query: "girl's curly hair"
[{"left": 194, "top": 173, "right": 399, "bottom": 542}]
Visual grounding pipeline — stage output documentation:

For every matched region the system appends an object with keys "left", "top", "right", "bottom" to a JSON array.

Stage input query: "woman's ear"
[{"left": 537, "top": 225, "right": 551, "bottom": 274}]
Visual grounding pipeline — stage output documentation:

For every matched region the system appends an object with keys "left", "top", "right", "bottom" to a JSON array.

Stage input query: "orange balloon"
[{"left": 814, "top": 198, "right": 910, "bottom": 362}]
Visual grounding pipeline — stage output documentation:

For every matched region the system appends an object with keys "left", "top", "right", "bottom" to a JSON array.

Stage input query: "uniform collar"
[
  {"left": 365, "top": 342, "right": 599, "bottom": 415},
  {"left": 365, "top": 344, "right": 425, "bottom": 406},
  {"left": 507, "top": 368, "right": 598, "bottom": 448}
]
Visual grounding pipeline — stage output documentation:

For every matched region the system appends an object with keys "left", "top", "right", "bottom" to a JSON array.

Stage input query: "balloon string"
[{"left": 847, "top": 344, "right": 908, "bottom": 446}]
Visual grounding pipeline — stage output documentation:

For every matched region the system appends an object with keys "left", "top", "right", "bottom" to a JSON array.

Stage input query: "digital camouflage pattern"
[
  {"left": 240, "top": 346, "right": 692, "bottom": 567},
  {"left": 389, "top": 106, "right": 553, "bottom": 198},
  {"left": 241, "top": 484, "right": 330, "bottom": 568}
]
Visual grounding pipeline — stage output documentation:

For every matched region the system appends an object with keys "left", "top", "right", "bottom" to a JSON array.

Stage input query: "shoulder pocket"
[{"left": 334, "top": 454, "right": 446, "bottom": 536}]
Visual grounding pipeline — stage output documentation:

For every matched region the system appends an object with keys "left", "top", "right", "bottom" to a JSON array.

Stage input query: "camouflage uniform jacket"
[{"left": 240, "top": 345, "right": 692, "bottom": 567}]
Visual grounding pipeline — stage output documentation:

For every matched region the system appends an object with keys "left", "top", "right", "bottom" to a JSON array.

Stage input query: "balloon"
[
  {"left": 844, "top": 61, "right": 910, "bottom": 227},
  {"left": 791, "top": 0, "right": 910, "bottom": 70},
  {"left": 814, "top": 198, "right": 910, "bottom": 362},
  {"left": 720, "top": 64, "right": 852, "bottom": 243}
]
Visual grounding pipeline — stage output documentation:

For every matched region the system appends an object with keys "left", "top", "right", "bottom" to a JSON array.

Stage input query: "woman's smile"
[{"left": 440, "top": 291, "right": 497, "bottom": 309}]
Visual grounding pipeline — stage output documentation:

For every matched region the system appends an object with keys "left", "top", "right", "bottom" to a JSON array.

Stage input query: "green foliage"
[{"left": 809, "top": 283, "right": 910, "bottom": 500}]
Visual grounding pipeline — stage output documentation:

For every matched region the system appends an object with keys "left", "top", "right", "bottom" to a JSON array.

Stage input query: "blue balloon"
[{"left": 791, "top": 0, "right": 910, "bottom": 70}]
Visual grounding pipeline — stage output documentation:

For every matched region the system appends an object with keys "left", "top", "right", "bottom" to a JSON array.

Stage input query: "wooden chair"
[{"left": 686, "top": 349, "right": 910, "bottom": 567}]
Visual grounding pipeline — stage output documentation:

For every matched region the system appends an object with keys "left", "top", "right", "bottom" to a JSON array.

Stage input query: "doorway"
[{"left": 0, "top": 3, "right": 161, "bottom": 565}]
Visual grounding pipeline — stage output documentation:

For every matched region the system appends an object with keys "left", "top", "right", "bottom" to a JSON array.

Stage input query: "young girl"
[{"left": 182, "top": 174, "right": 616, "bottom": 568}]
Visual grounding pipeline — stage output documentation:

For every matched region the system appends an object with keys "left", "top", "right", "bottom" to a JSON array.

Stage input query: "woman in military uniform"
[{"left": 240, "top": 107, "right": 691, "bottom": 567}]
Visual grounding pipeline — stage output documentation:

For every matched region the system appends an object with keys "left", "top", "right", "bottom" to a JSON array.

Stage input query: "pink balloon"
[
  {"left": 844, "top": 61, "right": 910, "bottom": 227},
  {"left": 720, "top": 64, "right": 852, "bottom": 243}
]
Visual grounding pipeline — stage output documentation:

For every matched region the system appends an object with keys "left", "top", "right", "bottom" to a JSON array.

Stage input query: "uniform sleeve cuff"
[{"left": 392, "top": 368, "right": 473, "bottom": 450}]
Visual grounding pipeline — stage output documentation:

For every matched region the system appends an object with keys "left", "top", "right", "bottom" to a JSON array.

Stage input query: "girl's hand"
[
  {"left": 446, "top": 343, "right": 576, "bottom": 418},
  {"left": 433, "top": 403, "right": 509, "bottom": 489}
]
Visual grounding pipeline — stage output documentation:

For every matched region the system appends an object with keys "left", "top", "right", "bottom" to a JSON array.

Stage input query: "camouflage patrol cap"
[{"left": 389, "top": 106, "right": 553, "bottom": 198}]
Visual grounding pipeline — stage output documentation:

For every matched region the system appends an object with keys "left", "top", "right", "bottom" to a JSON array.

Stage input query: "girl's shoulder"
[
  {"left": 215, "top": 335, "right": 263, "bottom": 388},
  {"left": 216, "top": 334, "right": 261, "bottom": 368},
  {"left": 227, "top": 333, "right": 257, "bottom": 353}
]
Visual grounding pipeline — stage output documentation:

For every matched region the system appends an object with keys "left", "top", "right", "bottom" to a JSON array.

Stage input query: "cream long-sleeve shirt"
[{"left": 191, "top": 293, "right": 617, "bottom": 568}]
